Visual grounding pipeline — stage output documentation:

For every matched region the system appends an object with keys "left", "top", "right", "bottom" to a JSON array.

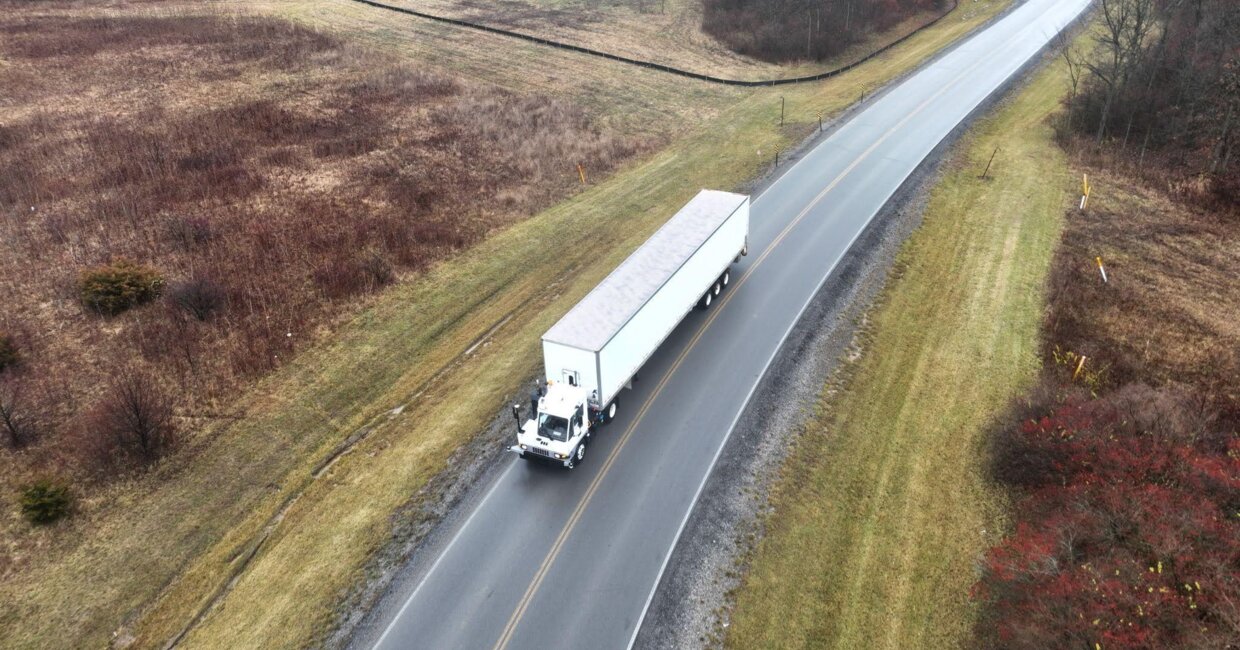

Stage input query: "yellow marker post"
[
  {"left": 1096, "top": 256, "right": 1108, "bottom": 283},
  {"left": 1074, "top": 354, "right": 1087, "bottom": 380},
  {"left": 577, "top": 163, "right": 587, "bottom": 185}
]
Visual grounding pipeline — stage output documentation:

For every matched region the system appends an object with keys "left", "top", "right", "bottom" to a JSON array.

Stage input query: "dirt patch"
[{"left": 1045, "top": 168, "right": 1240, "bottom": 421}]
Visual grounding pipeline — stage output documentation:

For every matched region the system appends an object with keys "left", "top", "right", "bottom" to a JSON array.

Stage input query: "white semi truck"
[{"left": 510, "top": 189, "right": 750, "bottom": 468}]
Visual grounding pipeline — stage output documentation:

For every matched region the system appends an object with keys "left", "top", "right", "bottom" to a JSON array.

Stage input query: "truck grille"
[{"left": 527, "top": 446, "right": 555, "bottom": 459}]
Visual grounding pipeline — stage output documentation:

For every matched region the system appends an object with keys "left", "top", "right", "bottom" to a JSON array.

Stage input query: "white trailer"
[{"left": 511, "top": 189, "right": 749, "bottom": 468}]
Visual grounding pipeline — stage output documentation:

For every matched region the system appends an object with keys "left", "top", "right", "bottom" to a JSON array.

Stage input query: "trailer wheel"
[
  {"left": 698, "top": 291, "right": 712, "bottom": 309},
  {"left": 720, "top": 270, "right": 730, "bottom": 288},
  {"left": 712, "top": 281, "right": 722, "bottom": 297}
]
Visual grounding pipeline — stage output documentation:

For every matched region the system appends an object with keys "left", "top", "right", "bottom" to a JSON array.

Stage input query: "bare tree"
[
  {"left": 0, "top": 377, "right": 37, "bottom": 449},
  {"left": 1085, "top": 0, "right": 1158, "bottom": 143},
  {"left": 1055, "top": 30, "right": 1086, "bottom": 132},
  {"left": 1210, "top": 61, "right": 1237, "bottom": 173},
  {"left": 95, "top": 370, "right": 176, "bottom": 461}
]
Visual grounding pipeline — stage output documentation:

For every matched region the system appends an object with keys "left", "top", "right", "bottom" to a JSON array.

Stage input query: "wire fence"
[{"left": 349, "top": 0, "right": 961, "bottom": 87}]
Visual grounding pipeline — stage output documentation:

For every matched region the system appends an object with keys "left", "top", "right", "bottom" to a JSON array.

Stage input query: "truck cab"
[{"left": 511, "top": 381, "right": 595, "bottom": 469}]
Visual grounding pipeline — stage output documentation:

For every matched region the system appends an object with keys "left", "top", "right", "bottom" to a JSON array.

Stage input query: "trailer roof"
[{"left": 543, "top": 189, "right": 747, "bottom": 352}]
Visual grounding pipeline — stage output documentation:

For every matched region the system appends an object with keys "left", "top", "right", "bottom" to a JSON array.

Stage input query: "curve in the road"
[{"left": 360, "top": 1, "right": 1093, "bottom": 649}]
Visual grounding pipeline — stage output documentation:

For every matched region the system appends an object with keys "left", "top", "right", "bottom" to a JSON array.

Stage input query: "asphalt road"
[{"left": 363, "top": 1, "right": 1091, "bottom": 647}]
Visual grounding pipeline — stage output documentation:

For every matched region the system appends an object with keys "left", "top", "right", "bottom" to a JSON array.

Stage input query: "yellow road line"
[{"left": 491, "top": 52, "right": 991, "bottom": 650}]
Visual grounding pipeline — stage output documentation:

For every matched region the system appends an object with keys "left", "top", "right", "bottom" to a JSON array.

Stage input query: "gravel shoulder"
[{"left": 633, "top": 11, "right": 1075, "bottom": 648}]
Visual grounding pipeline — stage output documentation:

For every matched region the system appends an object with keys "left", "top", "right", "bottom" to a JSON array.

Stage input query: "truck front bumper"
[{"left": 510, "top": 445, "right": 572, "bottom": 467}]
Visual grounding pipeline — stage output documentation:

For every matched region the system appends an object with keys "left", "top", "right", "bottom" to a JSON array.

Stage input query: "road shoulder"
[{"left": 638, "top": 29, "right": 1080, "bottom": 650}]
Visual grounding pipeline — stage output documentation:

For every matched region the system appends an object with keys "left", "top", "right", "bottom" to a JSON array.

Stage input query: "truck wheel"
[
  {"left": 698, "top": 291, "right": 712, "bottom": 309},
  {"left": 568, "top": 441, "right": 586, "bottom": 468},
  {"left": 712, "top": 281, "right": 722, "bottom": 297},
  {"left": 607, "top": 401, "right": 618, "bottom": 422},
  {"left": 720, "top": 270, "right": 730, "bottom": 288}
]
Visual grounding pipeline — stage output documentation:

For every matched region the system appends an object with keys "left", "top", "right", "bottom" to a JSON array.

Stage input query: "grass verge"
[
  {"left": 0, "top": 1, "right": 1010, "bottom": 648},
  {"left": 723, "top": 41, "right": 1076, "bottom": 650}
]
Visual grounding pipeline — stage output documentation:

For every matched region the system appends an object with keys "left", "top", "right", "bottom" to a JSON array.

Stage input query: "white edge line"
[
  {"left": 622, "top": 4, "right": 1087, "bottom": 648},
  {"left": 623, "top": 161, "right": 902, "bottom": 650},
  {"left": 372, "top": 458, "right": 519, "bottom": 649}
]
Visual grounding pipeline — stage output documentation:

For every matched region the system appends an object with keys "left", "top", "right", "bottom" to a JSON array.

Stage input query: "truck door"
[{"left": 572, "top": 407, "right": 585, "bottom": 439}]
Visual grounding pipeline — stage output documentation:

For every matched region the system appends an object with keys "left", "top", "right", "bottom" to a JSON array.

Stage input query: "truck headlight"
[
  {"left": 520, "top": 444, "right": 527, "bottom": 450},
  {"left": 555, "top": 453, "right": 565, "bottom": 459}
]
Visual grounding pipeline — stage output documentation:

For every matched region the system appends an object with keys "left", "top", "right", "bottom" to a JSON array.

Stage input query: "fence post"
[{"left": 980, "top": 147, "right": 998, "bottom": 179}]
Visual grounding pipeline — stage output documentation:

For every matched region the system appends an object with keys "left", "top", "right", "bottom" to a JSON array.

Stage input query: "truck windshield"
[{"left": 537, "top": 413, "right": 570, "bottom": 441}]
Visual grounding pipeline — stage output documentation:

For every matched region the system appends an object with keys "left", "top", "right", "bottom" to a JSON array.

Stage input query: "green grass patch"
[{"left": 724, "top": 44, "right": 1076, "bottom": 650}]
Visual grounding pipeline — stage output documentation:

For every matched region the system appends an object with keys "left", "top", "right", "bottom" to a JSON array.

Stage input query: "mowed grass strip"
[
  {"left": 0, "top": 2, "right": 1010, "bottom": 648},
  {"left": 724, "top": 46, "right": 1076, "bottom": 650}
]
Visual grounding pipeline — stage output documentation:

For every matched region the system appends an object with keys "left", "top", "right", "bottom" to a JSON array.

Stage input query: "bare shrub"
[
  {"left": 166, "top": 215, "right": 215, "bottom": 252},
  {"left": 0, "top": 376, "right": 37, "bottom": 448},
  {"left": 0, "top": 332, "right": 17, "bottom": 372},
  {"left": 168, "top": 276, "right": 226, "bottom": 321},
  {"left": 313, "top": 252, "right": 395, "bottom": 299},
  {"left": 78, "top": 259, "right": 165, "bottom": 316},
  {"left": 88, "top": 370, "right": 176, "bottom": 464}
]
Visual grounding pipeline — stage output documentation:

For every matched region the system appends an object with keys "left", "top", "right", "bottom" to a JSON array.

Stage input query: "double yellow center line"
[{"left": 491, "top": 50, "right": 993, "bottom": 650}]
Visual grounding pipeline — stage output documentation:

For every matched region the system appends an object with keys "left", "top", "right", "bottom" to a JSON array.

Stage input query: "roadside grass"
[
  {"left": 259, "top": 0, "right": 744, "bottom": 139},
  {"left": 0, "top": 1, "right": 1010, "bottom": 648},
  {"left": 724, "top": 42, "right": 1076, "bottom": 650}
]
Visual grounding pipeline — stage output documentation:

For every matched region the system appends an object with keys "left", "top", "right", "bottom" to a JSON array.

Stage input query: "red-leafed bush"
[{"left": 976, "top": 384, "right": 1240, "bottom": 649}]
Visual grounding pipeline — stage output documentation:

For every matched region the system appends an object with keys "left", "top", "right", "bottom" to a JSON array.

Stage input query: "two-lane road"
[{"left": 361, "top": 0, "right": 1092, "bottom": 647}]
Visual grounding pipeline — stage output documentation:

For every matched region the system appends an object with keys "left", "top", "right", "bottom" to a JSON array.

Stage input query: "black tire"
[
  {"left": 568, "top": 440, "right": 586, "bottom": 468},
  {"left": 606, "top": 400, "right": 618, "bottom": 423},
  {"left": 720, "top": 270, "right": 730, "bottom": 287},
  {"left": 698, "top": 291, "right": 713, "bottom": 309},
  {"left": 712, "top": 281, "right": 722, "bottom": 297}
]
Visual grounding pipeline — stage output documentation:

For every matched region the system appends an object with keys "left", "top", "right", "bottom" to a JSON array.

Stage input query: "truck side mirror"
[{"left": 511, "top": 404, "right": 522, "bottom": 433}]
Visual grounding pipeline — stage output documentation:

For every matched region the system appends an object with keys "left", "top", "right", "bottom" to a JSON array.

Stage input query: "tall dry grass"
[{"left": 0, "top": 2, "right": 643, "bottom": 554}]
